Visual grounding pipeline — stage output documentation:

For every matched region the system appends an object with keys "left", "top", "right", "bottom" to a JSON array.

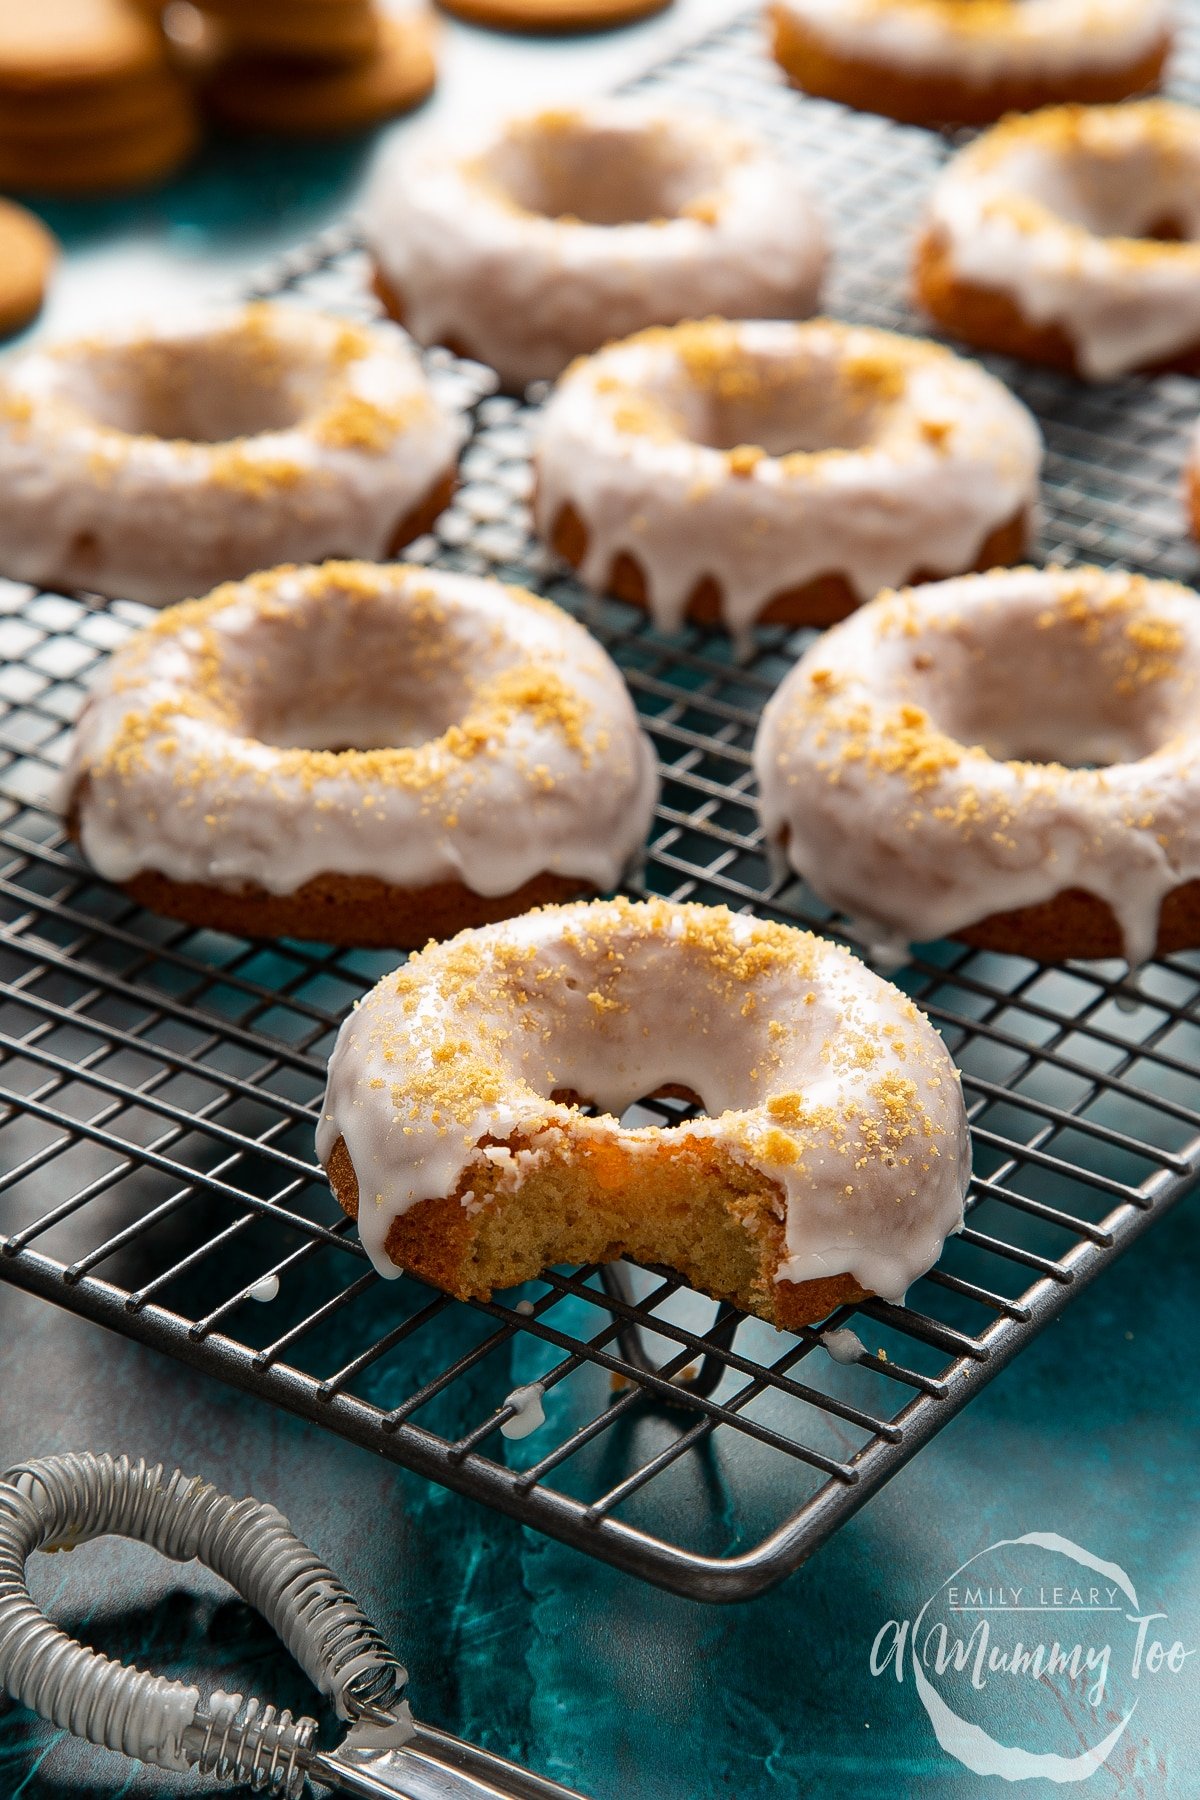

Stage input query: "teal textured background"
[{"left": 1, "top": 1192, "right": 1197, "bottom": 1797}]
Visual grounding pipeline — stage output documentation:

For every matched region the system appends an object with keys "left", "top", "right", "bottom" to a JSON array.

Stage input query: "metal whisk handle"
[{"left": 0, "top": 1451, "right": 408, "bottom": 1797}]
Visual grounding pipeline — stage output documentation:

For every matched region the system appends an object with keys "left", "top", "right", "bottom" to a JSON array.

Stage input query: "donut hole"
[
  {"left": 907, "top": 604, "right": 1189, "bottom": 768},
  {"left": 216, "top": 593, "right": 482, "bottom": 752},
  {"left": 262, "top": 697, "right": 464, "bottom": 753},
  {"left": 671, "top": 341, "right": 899, "bottom": 456},
  {"left": 1003, "top": 140, "right": 1200, "bottom": 245},
  {"left": 58, "top": 329, "right": 329, "bottom": 443},
  {"left": 486, "top": 115, "right": 724, "bottom": 227},
  {"left": 248, "top": 667, "right": 472, "bottom": 753},
  {"left": 501, "top": 933, "right": 836, "bottom": 1130},
  {"left": 551, "top": 1082, "right": 712, "bottom": 1125},
  {"left": 967, "top": 726, "right": 1146, "bottom": 770}
]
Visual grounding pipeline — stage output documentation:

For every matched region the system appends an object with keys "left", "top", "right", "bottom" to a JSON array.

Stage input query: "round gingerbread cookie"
[
  {"left": 0, "top": 200, "right": 55, "bottom": 338},
  {"left": 0, "top": 98, "right": 197, "bottom": 195},
  {"left": 204, "top": 11, "right": 436, "bottom": 134},
  {"left": 193, "top": 0, "right": 382, "bottom": 61},
  {"left": 435, "top": 0, "right": 669, "bottom": 36},
  {"left": 0, "top": 0, "right": 167, "bottom": 93},
  {"left": 0, "top": 65, "right": 193, "bottom": 141}
]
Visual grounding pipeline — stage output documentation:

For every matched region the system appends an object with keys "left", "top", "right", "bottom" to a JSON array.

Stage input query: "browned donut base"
[
  {"left": 955, "top": 879, "right": 1200, "bottom": 964},
  {"left": 1186, "top": 464, "right": 1200, "bottom": 544},
  {"left": 109, "top": 866, "right": 588, "bottom": 947},
  {"left": 384, "top": 465, "right": 456, "bottom": 554},
  {"left": 914, "top": 226, "right": 1200, "bottom": 379},
  {"left": 546, "top": 497, "right": 1032, "bottom": 630},
  {"left": 53, "top": 464, "right": 453, "bottom": 606},
  {"left": 372, "top": 263, "right": 488, "bottom": 373},
  {"left": 326, "top": 1132, "right": 869, "bottom": 1330},
  {"left": 769, "top": 7, "right": 1170, "bottom": 128}
]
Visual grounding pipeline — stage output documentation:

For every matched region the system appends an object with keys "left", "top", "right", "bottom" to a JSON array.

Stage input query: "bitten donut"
[
  {"left": 0, "top": 303, "right": 465, "bottom": 606},
  {"left": 770, "top": 0, "right": 1172, "bottom": 128},
  {"left": 61, "top": 562, "right": 659, "bottom": 947},
  {"left": 533, "top": 318, "right": 1041, "bottom": 638},
  {"left": 365, "top": 101, "right": 826, "bottom": 391},
  {"left": 755, "top": 566, "right": 1200, "bottom": 969},
  {"left": 917, "top": 102, "right": 1200, "bottom": 381},
  {"left": 318, "top": 898, "right": 970, "bottom": 1325}
]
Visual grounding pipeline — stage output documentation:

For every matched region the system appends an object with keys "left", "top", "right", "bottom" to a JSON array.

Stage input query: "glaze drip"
[
  {"left": 533, "top": 318, "right": 1041, "bottom": 634},
  {"left": 0, "top": 303, "right": 467, "bottom": 606},
  {"left": 924, "top": 103, "right": 1200, "bottom": 380},
  {"left": 754, "top": 565, "right": 1200, "bottom": 968}
]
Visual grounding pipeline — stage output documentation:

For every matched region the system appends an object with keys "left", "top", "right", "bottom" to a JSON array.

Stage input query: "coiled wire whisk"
[{"left": 0, "top": 1451, "right": 410, "bottom": 1797}]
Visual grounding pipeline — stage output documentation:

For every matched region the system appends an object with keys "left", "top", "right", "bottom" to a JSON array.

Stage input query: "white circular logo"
[{"left": 870, "top": 1531, "right": 1194, "bottom": 1783}]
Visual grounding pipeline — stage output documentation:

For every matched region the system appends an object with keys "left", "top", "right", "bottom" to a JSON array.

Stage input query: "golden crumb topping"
[
  {"left": 88, "top": 564, "right": 607, "bottom": 805},
  {"left": 313, "top": 391, "right": 424, "bottom": 453},
  {"left": 208, "top": 446, "right": 305, "bottom": 497},
  {"left": 589, "top": 320, "right": 950, "bottom": 471},
  {"left": 1032, "top": 570, "right": 1189, "bottom": 692},
  {"left": 2, "top": 306, "right": 425, "bottom": 477},
  {"left": 358, "top": 900, "right": 886, "bottom": 1144},
  {"left": 963, "top": 103, "right": 1200, "bottom": 265},
  {"left": 870, "top": 705, "right": 966, "bottom": 789},
  {"left": 727, "top": 443, "right": 767, "bottom": 477},
  {"left": 789, "top": 569, "right": 1200, "bottom": 860}
]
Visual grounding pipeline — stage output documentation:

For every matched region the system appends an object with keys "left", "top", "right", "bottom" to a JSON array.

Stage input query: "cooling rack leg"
[{"left": 598, "top": 1261, "right": 741, "bottom": 1402}]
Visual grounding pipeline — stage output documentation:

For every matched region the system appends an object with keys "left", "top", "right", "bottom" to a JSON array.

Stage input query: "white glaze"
[
  {"left": 755, "top": 566, "right": 1200, "bottom": 968},
  {"left": 317, "top": 899, "right": 970, "bottom": 1302},
  {"left": 500, "top": 1384, "right": 546, "bottom": 1439},
  {"left": 775, "top": 0, "right": 1171, "bottom": 82},
  {"left": 924, "top": 102, "right": 1200, "bottom": 381},
  {"left": 364, "top": 100, "right": 827, "bottom": 391},
  {"left": 0, "top": 303, "right": 466, "bottom": 606},
  {"left": 533, "top": 319, "right": 1041, "bottom": 635},
  {"left": 63, "top": 562, "right": 659, "bottom": 902},
  {"left": 821, "top": 1325, "right": 867, "bottom": 1364},
  {"left": 339, "top": 1711, "right": 417, "bottom": 1753}
]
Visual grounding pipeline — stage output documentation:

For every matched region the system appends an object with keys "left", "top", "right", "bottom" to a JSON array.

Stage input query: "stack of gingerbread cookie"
[
  {"left": 191, "top": 0, "right": 437, "bottom": 135},
  {"left": 0, "top": 0, "right": 197, "bottom": 195}
]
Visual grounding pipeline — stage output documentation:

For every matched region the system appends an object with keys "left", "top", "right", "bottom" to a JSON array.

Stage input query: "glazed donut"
[
  {"left": 317, "top": 898, "right": 970, "bottom": 1326},
  {"left": 0, "top": 303, "right": 465, "bottom": 606},
  {"left": 61, "top": 562, "right": 659, "bottom": 947},
  {"left": 755, "top": 566, "right": 1200, "bottom": 969},
  {"left": 533, "top": 318, "right": 1041, "bottom": 638},
  {"left": 365, "top": 100, "right": 827, "bottom": 392},
  {"left": 917, "top": 102, "right": 1200, "bottom": 381},
  {"left": 770, "top": 0, "right": 1172, "bottom": 129}
]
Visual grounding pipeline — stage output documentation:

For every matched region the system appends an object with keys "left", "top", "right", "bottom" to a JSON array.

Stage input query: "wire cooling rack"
[{"left": 5, "top": 13, "right": 1200, "bottom": 1605}]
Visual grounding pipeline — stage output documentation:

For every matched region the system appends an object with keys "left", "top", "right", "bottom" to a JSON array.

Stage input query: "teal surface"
[{"left": 1, "top": 1195, "right": 1197, "bottom": 1798}]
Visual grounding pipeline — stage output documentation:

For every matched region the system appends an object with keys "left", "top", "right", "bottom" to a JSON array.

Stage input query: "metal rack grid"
[{"left": 5, "top": 11, "right": 1200, "bottom": 1605}]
